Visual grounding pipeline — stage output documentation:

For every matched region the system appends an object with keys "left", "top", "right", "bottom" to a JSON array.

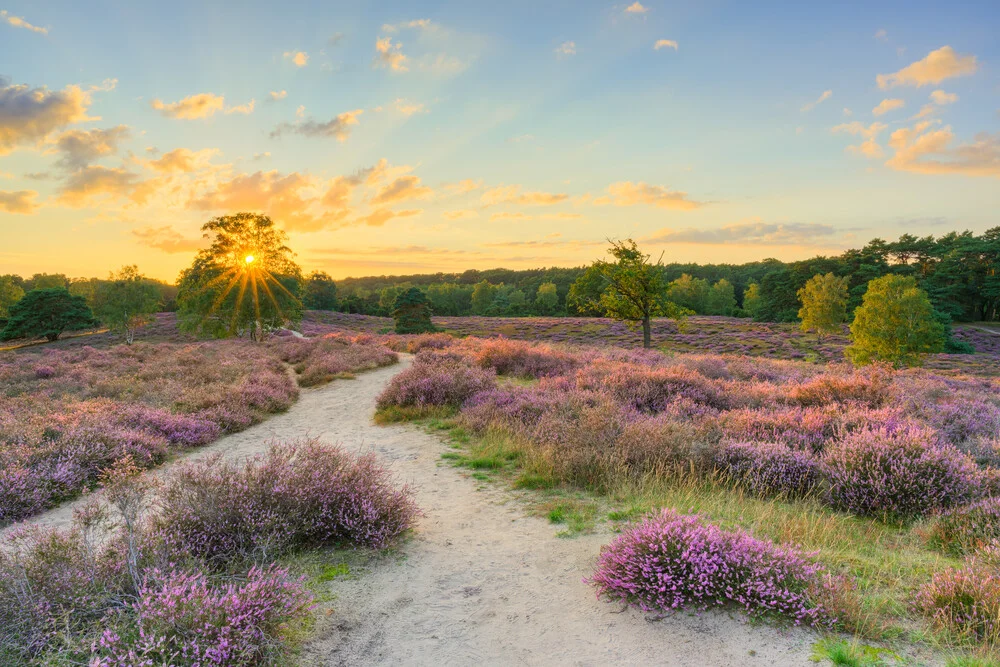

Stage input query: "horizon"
[{"left": 2, "top": 0, "right": 998, "bottom": 282}]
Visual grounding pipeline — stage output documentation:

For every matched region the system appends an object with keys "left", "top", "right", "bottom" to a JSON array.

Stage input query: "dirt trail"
[{"left": 9, "top": 356, "right": 817, "bottom": 665}]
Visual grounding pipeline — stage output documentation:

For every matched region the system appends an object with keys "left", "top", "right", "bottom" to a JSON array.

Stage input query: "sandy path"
[{"left": 8, "top": 356, "right": 818, "bottom": 665}]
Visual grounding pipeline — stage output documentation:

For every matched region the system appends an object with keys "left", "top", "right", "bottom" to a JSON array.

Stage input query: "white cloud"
[{"left": 554, "top": 41, "right": 576, "bottom": 57}]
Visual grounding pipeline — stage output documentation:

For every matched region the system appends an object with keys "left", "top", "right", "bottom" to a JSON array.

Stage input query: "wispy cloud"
[
  {"left": 872, "top": 98, "right": 904, "bottom": 116},
  {"left": 644, "top": 220, "right": 838, "bottom": 245},
  {"left": 801, "top": 90, "right": 832, "bottom": 112},
  {"left": 0, "top": 189, "right": 39, "bottom": 214},
  {"left": 555, "top": 41, "right": 576, "bottom": 57},
  {"left": 877, "top": 46, "right": 977, "bottom": 89},
  {"left": 271, "top": 109, "right": 363, "bottom": 141},
  {"left": 283, "top": 51, "right": 309, "bottom": 67},
  {"left": 151, "top": 93, "right": 225, "bottom": 120},
  {"left": 653, "top": 39, "right": 678, "bottom": 51},
  {"left": 624, "top": 2, "right": 649, "bottom": 14},
  {"left": 0, "top": 10, "right": 47, "bottom": 35},
  {"left": 593, "top": 181, "right": 702, "bottom": 210}
]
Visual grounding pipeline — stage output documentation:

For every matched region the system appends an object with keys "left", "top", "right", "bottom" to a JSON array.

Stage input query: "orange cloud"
[
  {"left": 151, "top": 93, "right": 226, "bottom": 120},
  {"left": 624, "top": 2, "right": 649, "bottom": 14},
  {"left": 654, "top": 39, "right": 678, "bottom": 51},
  {"left": 443, "top": 209, "right": 478, "bottom": 220},
  {"left": 271, "top": 109, "right": 363, "bottom": 141},
  {"left": 57, "top": 166, "right": 145, "bottom": 207},
  {"left": 0, "top": 79, "right": 95, "bottom": 154},
  {"left": 872, "top": 98, "right": 905, "bottom": 116},
  {"left": 50, "top": 125, "right": 130, "bottom": 169},
  {"left": 371, "top": 175, "right": 433, "bottom": 205},
  {"left": 0, "top": 10, "right": 47, "bottom": 35},
  {"left": 877, "top": 46, "right": 978, "bottom": 89},
  {"left": 132, "top": 225, "right": 205, "bottom": 253},
  {"left": 374, "top": 36, "right": 408, "bottom": 72},
  {"left": 189, "top": 169, "right": 330, "bottom": 231},
  {"left": 144, "top": 148, "right": 219, "bottom": 173},
  {"left": 596, "top": 181, "right": 702, "bottom": 210},
  {"left": 801, "top": 90, "right": 832, "bottom": 112},
  {"left": 481, "top": 185, "right": 568, "bottom": 206},
  {"left": 283, "top": 51, "right": 309, "bottom": 67},
  {"left": 0, "top": 189, "right": 39, "bottom": 214},
  {"left": 357, "top": 208, "right": 421, "bottom": 226},
  {"left": 832, "top": 121, "right": 887, "bottom": 158},
  {"left": 490, "top": 212, "right": 533, "bottom": 222},
  {"left": 886, "top": 123, "right": 1000, "bottom": 178}
]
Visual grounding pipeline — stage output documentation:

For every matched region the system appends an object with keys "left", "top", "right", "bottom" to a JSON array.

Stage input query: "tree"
[
  {"left": 742, "top": 283, "right": 762, "bottom": 319},
  {"left": 471, "top": 280, "right": 497, "bottom": 315},
  {"left": 26, "top": 273, "right": 69, "bottom": 291},
  {"left": 666, "top": 274, "right": 710, "bottom": 313},
  {"left": 567, "top": 266, "right": 607, "bottom": 316},
  {"left": 846, "top": 275, "right": 945, "bottom": 367},
  {"left": 535, "top": 282, "right": 559, "bottom": 315},
  {"left": 0, "top": 288, "right": 97, "bottom": 342},
  {"left": 590, "top": 239, "right": 689, "bottom": 348},
  {"left": 797, "top": 273, "right": 849, "bottom": 339},
  {"left": 705, "top": 279, "right": 737, "bottom": 316},
  {"left": 392, "top": 287, "right": 435, "bottom": 334},
  {"left": 94, "top": 265, "right": 161, "bottom": 344},
  {"left": 0, "top": 276, "right": 25, "bottom": 318},
  {"left": 177, "top": 213, "right": 303, "bottom": 341},
  {"left": 303, "top": 271, "right": 338, "bottom": 310}
]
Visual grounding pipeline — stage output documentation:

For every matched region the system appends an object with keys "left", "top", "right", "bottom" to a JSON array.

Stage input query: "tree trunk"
[{"left": 642, "top": 316, "right": 651, "bottom": 349}]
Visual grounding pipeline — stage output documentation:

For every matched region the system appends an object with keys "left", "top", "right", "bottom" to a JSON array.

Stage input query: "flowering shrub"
[
  {"left": 916, "top": 563, "right": 1000, "bottom": 646},
  {"left": 823, "top": 427, "right": 979, "bottom": 521},
  {"left": 927, "top": 498, "right": 1000, "bottom": 557},
  {"left": 270, "top": 335, "right": 397, "bottom": 387},
  {"left": 376, "top": 351, "right": 495, "bottom": 409},
  {"left": 471, "top": 337, "right": 580, "bottom": 378},
  {"left": 576, "top": 360, "right": 725, "bottom": 412},
  {"left": 157, "top": 439, "right": 418, "bottom": 564},
  {"left": 715, "top": 441, "right": 822, "bottom": 499},
  {"left": 94, "top": 566, "right": 313, "bottom": 666},
  {"left": 788, "top": 364, "right": 891, "bottom": 408},
  {"left": 589, "top": 509, "right": 835, "bottom": 628}
]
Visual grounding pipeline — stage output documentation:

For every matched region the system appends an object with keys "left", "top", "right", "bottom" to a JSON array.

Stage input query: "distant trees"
[
  {"left": 0, "top": 276, "right": 25, "bottom": 318},
  {"left": 303, "top": 271, "right": 338, "bottom": 310},
  {"left": 93, "top": 265, "right": 161, "bottom": 344},
  {"left": 797, "top": 273, "right": 849, "bottom": 339},
  {"left": 177, "top": 213, "right": 303, "bottom": 341},
  {"left": 535, "top": 282, "right": 559, "bottom": 315},
  {"left": 846, "top": 275, "right": 945, "bottom": 367},
  {"left": 392, "top": 287, "right": 436, "bottom": 334},
  {"left": 705, "top": 279, "right": 737, "bottom": 316},
  {"left": 742, "top": 283, "right": 762, "bottom": 319},
  {"left": 471, "top": 281, "right": 497, "bottom": 315},
  {"left": 0, "top": 288, "right": 97, "bottom": 342}
]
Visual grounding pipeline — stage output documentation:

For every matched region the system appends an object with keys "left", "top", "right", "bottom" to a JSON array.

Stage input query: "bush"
[
  {"left": 715, "top": 441, "right": 822, "bottom": 499},
  {"left": 788, "top": 364, "right": 891, "bottom": 408},
  {"left": 588, "top": 509, "right": 835, "bottom": 628},
  {"left": 577, "top": 360, "right": 724, "bottom": 412},
  {"left": 916, "top": 563, "right": 1000, "bottom": 646},
  {"left": 472, "top": 338, "right": 579, "bottom": 379},
  {"left": 93, "top": 566, "right": 313, "bottom": 666},
  {"left": 376, "top": 352, "right": 495, "bottom": 409},
  {"left": 927, "top": 498, "right": 1000, "bottom": 557},
  {"left": 823, "top": 427, "right": 979, "bottom": 522},
  {"left": 271, "top": 335, "right": 398, "bottom": 387},
  {"left": 157, "top": 439, "right": 418, "bottom": 564}
]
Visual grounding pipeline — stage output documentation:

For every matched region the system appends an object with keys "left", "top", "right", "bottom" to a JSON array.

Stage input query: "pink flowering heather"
[
  {"left": 471, "top": 337, "right": 581, "bottom": 378},
  {"left": 376, "top": 351, "right": 496, "bottom": 409},
  {"left": 270, "top": 334, "right": 398, "bottom": 387},
  {"left": 157, "top": 439, "right": 418, "bottom": 564},
  {"left": 589, "top": 509, "right": 835, "bottom": 628},
  {"left": 576, "top": 360, "right": 725, "bottom": 412},
  {"left": 715, "top": 441, "right": 822, "bottom": 499},
  {"left": 93, "top": 565, "right": 313, "bottom": 666},
  {"left": 823, "top": 427, "right": 980, "bottom": 522},
  {"left": 916, "top": 562, "right": 1000, "bottom": 646},
  {"left": 927, "top": 497, "right": 1000, "bottom": 557}
]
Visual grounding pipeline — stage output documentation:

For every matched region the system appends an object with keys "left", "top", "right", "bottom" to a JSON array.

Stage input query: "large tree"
[
  {"left": 177, "top": 213, "right": 303, "bottom": 341},
  {"left": 590, "top": 239, "right": 689, "bottom": 348},
  {"left": 93, "top": 265, "right": 161, "bottom": 344},
  {"left": 846, "top": 275, "right": 945, "bottom": 367},
  {"left": 0, "top": 275, "right": 25, "bottom": 318},
  {"left": 303, "top": 271, "right": 338, "bottom": 310},
  {"left": 797, "top": 273, "right": 849, "bottom": 339},
  {"left": 0, "top": 288, "right": 97, "bottom": 342},
  {"left": 392, "top": 287, "right": 436, "bottom": 333}
]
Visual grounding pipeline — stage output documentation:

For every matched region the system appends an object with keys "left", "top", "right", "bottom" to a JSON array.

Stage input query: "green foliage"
[
  {"left": 392, "top": 287, "right": 436, "bottom": 334},
  {"left": 0, "top": 275, "right": 25, "bottom": 318},
  {"left": 705, "top": 278, "right": 737, "bottom": 316},
  {"left": 471, "top": 280, "right": 498, "bottom": 315},
  {"left": 0, "top": 288, "right": 97, "bottom": 341},
  {"left": 303, "top": 271, "right": 338, "bottom": 310},
  {"left": 26, "top": 273, "right": 69, "bottom": 291},
  {"left": 798, "top": 273, "right": 850, "bottom": 339},
  {"left": 535, "top": 282, "right": 559, "bottom": 314},
  {"left": 846, "top": 275, "right": 946, "bottom": 367},
  {"left": 177, "top": 213, "right": 303, "bottom": 341},
  {"left": 666, "top": 274, "right": 710, "bottom": 313},
  {"left": 93, "top": 265, "right": 161, "bottom": 344},
  {"left": 742, "top": 282, "right": 763, "bottom": 319},
  {"left": 567, "top": 266, "right": 608, "bottom": 316}
]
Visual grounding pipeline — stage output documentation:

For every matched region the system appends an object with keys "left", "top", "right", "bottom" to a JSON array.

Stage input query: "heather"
[
  {"left": 269, "top": 333, "right": 398, "bottom": 386},
  {"left": 917, "top": 561, "right": 1000, "bottom": 647},
  {"left": 928, "top": 498, "right": 1000, "bottom": 557},
  {"left": 0, "top": 439, "right": 417, "bottom": 665},
  {"left": 715, "top": 441, "right": 822, "bottom": 499}
]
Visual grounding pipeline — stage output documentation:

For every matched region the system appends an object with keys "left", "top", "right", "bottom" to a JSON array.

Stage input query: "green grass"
[{"left": 810, "top": 638, "right": 901, "bottom": 666}]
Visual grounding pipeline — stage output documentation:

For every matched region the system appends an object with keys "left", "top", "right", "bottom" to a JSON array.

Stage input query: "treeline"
[{"left": 0, "top": 272, "right": 178, "bottom": 319}]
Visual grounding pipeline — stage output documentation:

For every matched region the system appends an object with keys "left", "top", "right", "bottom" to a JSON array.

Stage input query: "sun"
[{"left": 244, "top": 254, "right": 255, "bottom": 265}]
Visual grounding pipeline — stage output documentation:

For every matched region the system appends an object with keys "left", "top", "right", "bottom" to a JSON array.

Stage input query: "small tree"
[
  {"left": 846, "top": 274, "right": 945, "bottom": 367},
  {"left": 392, "top": 287, "right": 435, "bottom": 333},
  {"left": 566, "top": 266, "right": 607, "bottom": 316},
  {"left": 0, "top": 288, "right": 97, "bottom": 342},
  {"left": 471, "top": 280, "right": 497, "bottom": 315},
  {"left": 94, "top": 265, "right": 161, "bottom": 344},
  {"left": 535, "top": 282, "right": 559, "bottom": 315},
  {"left": 0, "top": 276, "right": 25, "bottom": 318},
  {"left": 797, "top": 273, "right": 849, "bottom": 339},
  {"left": 303, "top": 271, "right": 338, "bottom": 310},
  {"left": 742, "top": 283, "right": 762, "bottom": 319},
  {"left": 590, "top": 239, "right": 689, "bottom": 348},
  {"left": 706, "top": 279, "right": 737, "bottom": 316}
]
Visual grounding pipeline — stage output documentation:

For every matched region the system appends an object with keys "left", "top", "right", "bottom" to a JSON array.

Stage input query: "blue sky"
[{"left": 1, "top": 0, "right": 998, "bottom": 280}]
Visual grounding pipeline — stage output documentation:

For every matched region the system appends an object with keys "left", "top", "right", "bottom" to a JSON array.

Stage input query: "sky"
[{"left": 1, "top": 0, "right": 998, "bottom": 282}]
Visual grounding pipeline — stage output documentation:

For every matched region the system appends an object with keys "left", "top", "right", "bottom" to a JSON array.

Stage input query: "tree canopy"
[
  {"left": 392, "top": 287, "right": 436, "bottom": 334},
  {"left": 93, "top": 265, "right": 161, "bottom": 344},
  {"left": 846, "top": 275, "right": 945, "bottom": 367},
  {"left": 303, "top": 271, "right": 338, "bottom": 310},
  {"left": 0, "top": 288, "right": 97, "bottom": 342},
  {"left": 797, "top": 273, "right": 849, "bottom": 339}
]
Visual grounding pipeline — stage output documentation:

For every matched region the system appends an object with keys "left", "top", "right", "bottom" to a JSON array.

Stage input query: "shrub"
[
  {"left": 916, "top": 563, "right": 1000, "bottom": 646},
  {"left": 472, "top": 338, "right": 579, "bottom": 378},
  {"left": 577, "top": 360, "right": 724, "bottom": 412},
  {"left": 376, "top": 352, "right": 495, "bottom": 409},
  {"left": 588, "top": 509, "right": 835, "bottom": 628},
  {"left": 788, "top": 364, "right": 891, "bottom": 408},
  {"left": 94, "top": 565, "right": 313, "bottom": 666},
  {"left": 272, "top": 335, "right": 397, "bottom": 387},
  {"left": 157, "top": 439, "right": 418, "bottom": 564},
  {"left": 613, "top": 414, "right": 719, "bottom": 476},
  {"left": 715, "top": 441, "right": 822, "bottom": 499},
  {"left": 823, "top": 427, "right": 979, "bottom": 522},
  {"left": 927, "top": 498, "right": 1000, "bottom": 557}
]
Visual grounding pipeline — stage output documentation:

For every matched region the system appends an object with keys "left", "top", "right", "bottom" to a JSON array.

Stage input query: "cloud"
[
  {"left": 872, "top": 98, "right": 905, "bottom": 116},
  {"left": 930, "top": 90, "right": 958, "bottom": 105},
  {"left": 144, "top": 147, "right": 219, "bottom": 173},
  {"left": 0, "top": 79, "right": 95, "bottom": 155},
  {"left": 253, "top": 151, "right": 270, "bottom": 161},
  {"left": 225, "top": 99, "right": 255, "bottom": 115},
  {"left": 283, "top": 51, "right": 309, "bottom": 67},
  {"left": 0, "top": 189, "right": 39, "bottom": 214},
  {"left": 382, "top": 19, "right": 434, "bottom": 33},
  {"left": 886, "top": 122, "right": 1000, "bottom": 178},
  {"left": 443, "top": 209, "right": 478, "bottom": 220},
  {"left": 540, "top": 212, "right": 583, "bottom": 220},
  {"left": 393, "top": 98, "right": 426, "bottom": 115},
  {"left": 874, "top": 28, "right": 887, "bottom": 42},
  {"left": 269, "top": 90, "right": 287, "bottom": 101},
  {"left": 644, "top": 220, "right": 837, "bottom": 245},
  {"left": 57, "top": 166, "right": 144, "bottom": 206},
  {"left": 490, "top": 212, "right": 533, "bottom": 222},
  {"left": 832, "top": 121, "right": 887, "bottom": 158},
  {"left": 654, "top": 39, "right": 678, "bottom": 51},
  {"left": 481, "top": 185, "right": 568, "bottom": 206},
  {"left": 877, "top": 46, "right": 978, "bottom": 89},
  {"left": 328, "top": 32, "right": 345, "bottom": 46},
  {"left": 271, "top": 109, "right": 363, "bottom": 141},
  {"left": 0, "top": 10, "right": 47, "bottom": 35},
  {"left": 416, "top": 53, "right": 471, "bottom": 75},
  {"left": 370, "top": 174, "right": 433, "bottom": 205},
  {"left": 189, "top": 169, "right": 332, "bottom": 232},
  {"left": 555, "top": 41, "right": 576, "bottom": 57},
  {"left": 132, "top": 225, "right": 205, "bottom": 253},
  {"left": 50, "top": 125, "right": 130, "bottom": 169},
  {"left": 357, "top": 208, "right": 421, "bottom": 227},
  {"left": 150, "top": 93, "right": 225, "bottom": 119},
  {"left": 596, "top": 181, "right": 702, "bottom": 210},
  {"left": 624, "top": 2, "right": 649, "bottom": 13},
  {"left": 374, "top": 36, "right": 408, "bottom": 72},
  {"left": 801, "top": 90, "right": 832, "bottom": 112}
]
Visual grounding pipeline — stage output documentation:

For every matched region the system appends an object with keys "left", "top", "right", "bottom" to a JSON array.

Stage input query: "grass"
[{"left": 810, "top": 638, "right": 902, "bottom": 666}]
